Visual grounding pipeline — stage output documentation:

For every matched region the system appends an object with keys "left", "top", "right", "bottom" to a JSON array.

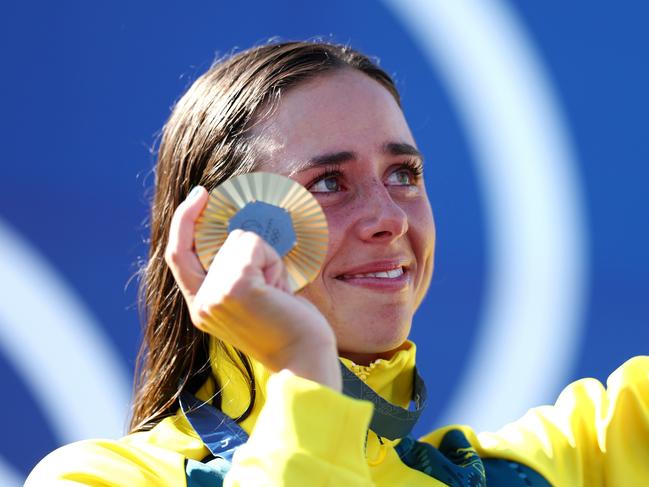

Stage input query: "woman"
[{"left": 28, "top": 41, "right": 649, "bottom": 486}]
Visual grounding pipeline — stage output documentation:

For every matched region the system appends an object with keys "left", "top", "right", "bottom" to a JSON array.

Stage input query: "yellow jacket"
[{"left": 26, "top": 341, "right": 649, "bottom": 486}]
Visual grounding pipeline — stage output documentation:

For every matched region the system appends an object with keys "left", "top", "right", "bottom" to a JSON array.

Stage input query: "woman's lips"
[
  {"left": 338, "top": 267, "right": 405, "bottom": 279},
  {"left": 334, "top": 261, "right": 411, "bottom": 291}
]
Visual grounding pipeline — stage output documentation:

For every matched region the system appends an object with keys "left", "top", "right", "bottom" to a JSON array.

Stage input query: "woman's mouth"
[
  {"left": 338, "top": 267, "right": 405, "bottom": 279},
  {"left": 335, "top": 263, "right": 411, "bottom": 292}
]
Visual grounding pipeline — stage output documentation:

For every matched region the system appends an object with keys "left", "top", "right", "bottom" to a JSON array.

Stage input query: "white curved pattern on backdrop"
[
  {"left": 0, "top": 457, "right": 22, "bottom": 487},
  {"left": 0, "top": 218, "right": 131, "bottom": 485},
  {"left": 383, "top": 0, "right": 587, "bottom": 431}
]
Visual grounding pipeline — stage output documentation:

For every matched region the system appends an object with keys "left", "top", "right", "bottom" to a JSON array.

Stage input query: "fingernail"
[{"left": 187, "top": 186, "right": 202, "bottom": 201}]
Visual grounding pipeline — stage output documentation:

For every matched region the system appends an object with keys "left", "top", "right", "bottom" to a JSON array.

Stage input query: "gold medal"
[{"left": 194, "top": 172, "right": 328, "bottom": 292}]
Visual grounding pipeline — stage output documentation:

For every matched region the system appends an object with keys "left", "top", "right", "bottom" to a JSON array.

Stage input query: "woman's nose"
[{"left": 354, "top": 184, "right": 408, "bottom": 243}]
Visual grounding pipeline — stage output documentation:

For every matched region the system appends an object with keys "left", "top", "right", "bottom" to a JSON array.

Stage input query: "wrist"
[{"left": 280, "top": 339, "right": 342, "bottom": 392}]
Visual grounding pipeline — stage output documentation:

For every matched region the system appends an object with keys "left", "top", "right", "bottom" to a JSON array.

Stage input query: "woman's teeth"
[{"left": 342, "top": 268, "right": 404, "bottom": 279}]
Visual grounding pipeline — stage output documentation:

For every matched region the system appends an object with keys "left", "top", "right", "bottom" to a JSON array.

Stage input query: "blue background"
[{"left": 1, "top": 1, "right": 647, "bottom": 481}]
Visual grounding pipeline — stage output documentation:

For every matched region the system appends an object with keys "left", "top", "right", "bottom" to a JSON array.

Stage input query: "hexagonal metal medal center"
[{"left": 228, "top": 201, "right": 296, "bottom": 256}]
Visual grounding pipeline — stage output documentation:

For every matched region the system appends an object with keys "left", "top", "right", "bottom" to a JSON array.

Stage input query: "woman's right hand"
[{"left": 164, "top": 186, "right": 342, "bottom": 392}]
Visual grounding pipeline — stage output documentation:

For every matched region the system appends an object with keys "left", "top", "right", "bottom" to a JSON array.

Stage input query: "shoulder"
[
  {"left": 548, "top": 355, "right": 649, "bottom": 417},
  {"left": 606, "top": 355, "right": 649, "bottom": 392},
  {"left": 26, "top": 413, "right": 209, "bottom": 487},
  {"left": 24, "top": 438, "right": 175, "bottom": 486}
]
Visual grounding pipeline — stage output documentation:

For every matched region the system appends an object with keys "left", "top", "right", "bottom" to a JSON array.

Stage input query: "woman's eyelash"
[
  {"left": 396, "top": 160, "right": 424, "bottom": 179},
  {"left": 306, "top": 164, "right": 342, "bottom": 189},
  {"left": 306, "top": 160, "right": 423, "bottom": 191}
]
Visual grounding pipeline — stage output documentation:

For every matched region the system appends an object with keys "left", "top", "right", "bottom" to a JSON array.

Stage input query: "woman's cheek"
[
  {"left": 411, "top": 202, "right": 436, "bottom": 307},
  {"left": 320, "top": 203, "right": 355, "bottom": 244}
]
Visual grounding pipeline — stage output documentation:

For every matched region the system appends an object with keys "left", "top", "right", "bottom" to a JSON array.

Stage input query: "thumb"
[{"left": 165, "top": 186, "right": 209, "bottom": 300}]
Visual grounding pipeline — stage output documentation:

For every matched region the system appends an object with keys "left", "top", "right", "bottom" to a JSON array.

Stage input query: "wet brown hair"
[{"left": 130, "top": 40, "right": 400, "bottom": 432}]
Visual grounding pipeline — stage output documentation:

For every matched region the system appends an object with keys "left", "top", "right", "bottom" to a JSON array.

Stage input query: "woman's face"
[{"left": 254, "top": 69, "right": 435, "bottom": 363}]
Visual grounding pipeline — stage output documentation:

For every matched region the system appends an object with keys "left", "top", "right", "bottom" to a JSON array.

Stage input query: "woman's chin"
[{"left": 335, "top": 321, "right": 411, "bottom": 364}]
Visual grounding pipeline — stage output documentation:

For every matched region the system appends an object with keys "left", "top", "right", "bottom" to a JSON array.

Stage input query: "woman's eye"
[
  {"left": 309, "top": 175, "right": 341, "bottom": 193},
  {"left": 386, "top": 166, "right": 419, "bottom": 186}
]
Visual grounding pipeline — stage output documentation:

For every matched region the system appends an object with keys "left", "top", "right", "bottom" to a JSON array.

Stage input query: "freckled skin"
[{"left": 254, "top": 70, "right": 436, "bottom": 364}]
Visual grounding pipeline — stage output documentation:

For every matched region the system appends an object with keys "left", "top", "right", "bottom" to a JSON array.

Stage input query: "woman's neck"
[{"left": 339, "top": 343, "right": 406, "bottom": 366}]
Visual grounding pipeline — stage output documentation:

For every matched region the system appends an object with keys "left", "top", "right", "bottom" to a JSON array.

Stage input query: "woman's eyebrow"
[
  {"left": 383, "top": 142, "right": 423, "bottom": 160},
  {"left": 288, "top": 142, "right": 422, "bottom": 175},
  {"left": 310, "top": 150, "right": 357, "bottom": 167},
  {"left": 288, "top": 151, "right": 356, "bottom": 175}
]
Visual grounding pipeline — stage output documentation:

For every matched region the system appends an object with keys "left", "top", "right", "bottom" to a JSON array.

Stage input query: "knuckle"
[
  {"left": 240, "top": 230, "right": 264, "bottom": 248},
  {"left": 164, "top": 245, "right": 179, "bottom": 266},
  {"left": 238, "top": 262, "right": 257, "bottom": 278},
  {"left": 227, "top": 273, "right": 261, "bottom": 301}
]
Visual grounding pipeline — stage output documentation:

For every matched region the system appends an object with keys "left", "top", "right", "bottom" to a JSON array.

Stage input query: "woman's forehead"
[{"left": 252, "top": 70, "right": 415, "bottom": 171}]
